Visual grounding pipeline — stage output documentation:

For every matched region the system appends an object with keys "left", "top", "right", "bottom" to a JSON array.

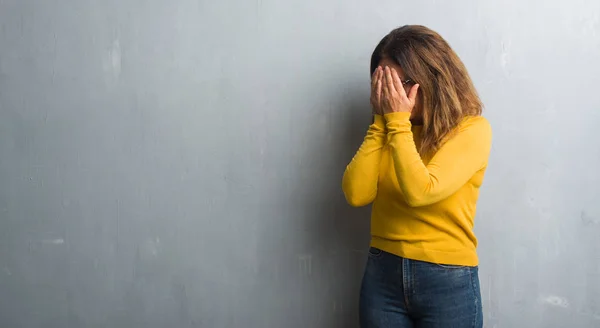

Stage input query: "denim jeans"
[{"left": 359, "top": 247, "right": 483, "bottom": 328}]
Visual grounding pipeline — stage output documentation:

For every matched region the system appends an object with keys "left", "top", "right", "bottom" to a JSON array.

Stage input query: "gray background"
[{"left": 1, "top": 0, "right": 599, "bottom": 327}]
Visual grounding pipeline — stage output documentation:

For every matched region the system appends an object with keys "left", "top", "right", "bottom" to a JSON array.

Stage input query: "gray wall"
[{"left": 1, "top": 0, "right": 599, "bottom": 327}]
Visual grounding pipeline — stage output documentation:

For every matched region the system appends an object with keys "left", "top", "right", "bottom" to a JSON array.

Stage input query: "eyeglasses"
[{"left": 401, "top": 79, "right": 414, "bottom": 86}]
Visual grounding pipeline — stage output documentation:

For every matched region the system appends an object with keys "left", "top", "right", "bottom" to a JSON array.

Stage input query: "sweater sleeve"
[
  {"left": 385, "top": 112, "right": 492, "bottom": 207},
  {"left": 342, "top": 115, "right": 387, "bottom": 207}
]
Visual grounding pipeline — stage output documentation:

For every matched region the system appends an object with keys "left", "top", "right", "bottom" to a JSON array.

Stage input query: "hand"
[
  {"left": 370, "top": 66, "right": 383, "bottom": 116},
  {"left": 381, "top": 66, "right": 419, "bottom": 114}
]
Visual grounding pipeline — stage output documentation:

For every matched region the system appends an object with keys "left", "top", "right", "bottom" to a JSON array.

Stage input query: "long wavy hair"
[{"left": 370, "top": 25, "right": 483, "bottom": 155}]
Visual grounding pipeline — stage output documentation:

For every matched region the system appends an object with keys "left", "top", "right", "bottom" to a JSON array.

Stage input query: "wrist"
[
  {"left": 384, "top": 112, "right": 411, "bottom": 121},
  {"left": 373, "top": 114, "right": 386, "bottom": 128},
  {"left": 384, "top": 112, "right": 412, "bottom": 134}
]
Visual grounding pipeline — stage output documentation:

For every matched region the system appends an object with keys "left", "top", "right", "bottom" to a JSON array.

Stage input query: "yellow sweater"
[{"left": 342, "top": 112, "right": 492, "bottom": 266}]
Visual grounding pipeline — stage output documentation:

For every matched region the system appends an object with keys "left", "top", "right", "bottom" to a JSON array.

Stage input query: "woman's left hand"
[{"left": 381, "top": 66, "right": 420, "bottom": 114}]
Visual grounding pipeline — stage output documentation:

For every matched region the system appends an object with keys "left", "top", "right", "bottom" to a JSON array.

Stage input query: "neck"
[
  {"left": 410, "top": 118, "right": 424, "bottom": 126},
  {"left": 411, "top": 109, "right": 424, "bottom": 126}
]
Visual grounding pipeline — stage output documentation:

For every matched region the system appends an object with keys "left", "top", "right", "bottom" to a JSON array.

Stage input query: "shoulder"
[
  {"left": 436, "top": 115, "right": 491, "bottom": 153},
  {"left": 458, "top": 115, "right": 492, "bottom": 136},
  {"left": 443, "top": 116, "right": 492, "bottom": 148}
]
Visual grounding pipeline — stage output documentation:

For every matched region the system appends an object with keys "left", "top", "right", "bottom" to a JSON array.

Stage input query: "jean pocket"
[
  {"left": 435, "top": 263, "right": 469, "bottom": 270},
  {"left": 367, "top": 247, "right": 383, "bottom": 258}
]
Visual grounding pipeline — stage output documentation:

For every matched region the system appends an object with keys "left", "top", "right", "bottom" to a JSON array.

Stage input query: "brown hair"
[{"left": 370, "top": 25, "right": 482, "bottom": 155}]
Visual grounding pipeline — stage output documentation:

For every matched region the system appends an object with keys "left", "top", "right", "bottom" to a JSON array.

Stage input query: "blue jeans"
[{"left": 359, "top": 247, "right": 483, "bottom": 328}]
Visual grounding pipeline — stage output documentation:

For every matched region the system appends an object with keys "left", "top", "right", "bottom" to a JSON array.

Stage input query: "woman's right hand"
[{"left": 370, "top": 66, "right": 383, "bottom": 116}]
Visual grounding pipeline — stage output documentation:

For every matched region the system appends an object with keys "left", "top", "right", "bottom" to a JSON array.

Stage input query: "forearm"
[
  {"left": 342, "top": 115, "right": 386, "bottom": 207},
  {"left": 385, "top": 112, "right": 492, "bottom": 207},
  {"left": 384, "top": 112, "right": 430, "bottom": 205}
]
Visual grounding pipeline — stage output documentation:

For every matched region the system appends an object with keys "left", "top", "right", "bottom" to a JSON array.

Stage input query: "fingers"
[
  {"left": 371, "top": 67, "right": 383, "bottom": 97},
  {"left": 384, "top": 66, "right": 395, "bottom": 93},
  {"left": 380, "top": 66, "right": 416, "bottom": 114},
  {"left": 371, "top": 67, "right": 384, "bottom": 115},
  {"left": 377, "top": 86, "right": 383, "bottom": 115},
  {"left": 407, "top": 84, "right": 420, "bottom": 103},
  {"left": 390, "top": 68, "right": 406, "bottom": 97},
  {"left": 371, "top": 67, "right": 380, "bottom": 91},
  {"left": 383, "top": 67, "right": 392, "bottom": 99},
  {"left": 376, "top": 76, "right": 382, "bottom": 104}
]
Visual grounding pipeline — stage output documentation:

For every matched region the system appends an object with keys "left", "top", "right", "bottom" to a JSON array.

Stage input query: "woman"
[{"left": 342, "top": 25, "right": 492, "bottom": 328}]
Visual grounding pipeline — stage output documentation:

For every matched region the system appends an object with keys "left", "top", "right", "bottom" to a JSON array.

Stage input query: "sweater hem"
[{"left": 370, "top": 236, "right": 479, "bottom": 267}]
